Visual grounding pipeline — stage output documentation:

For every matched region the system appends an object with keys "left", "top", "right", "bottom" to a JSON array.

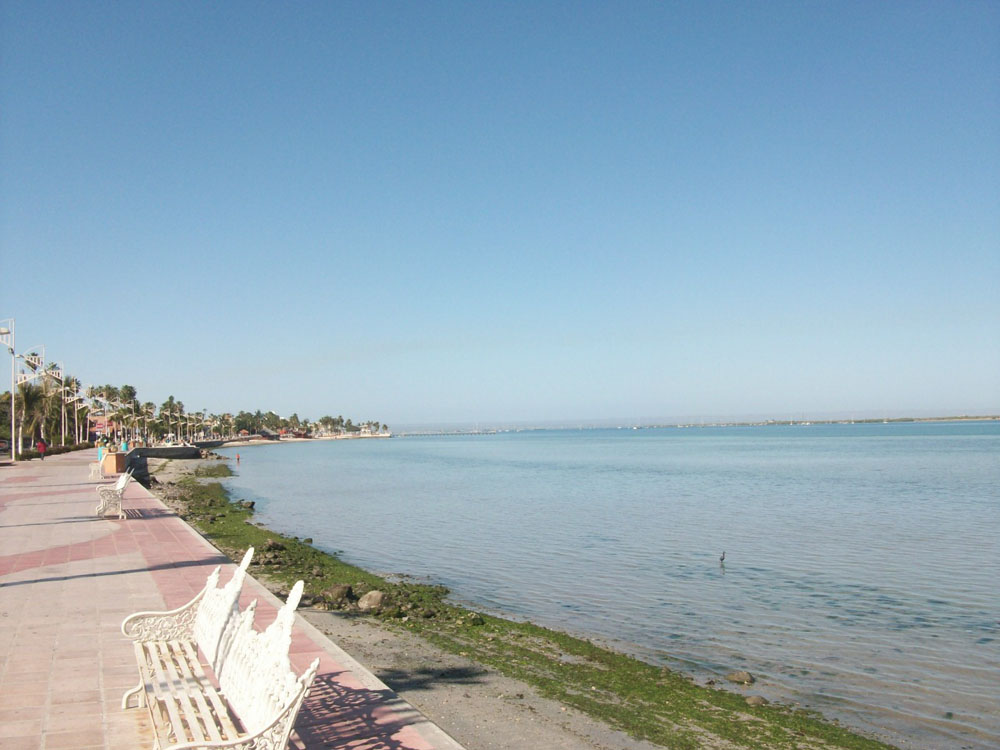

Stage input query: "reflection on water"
[{"left": 219, "top": 421, "right": 1000, "bottom": 749}]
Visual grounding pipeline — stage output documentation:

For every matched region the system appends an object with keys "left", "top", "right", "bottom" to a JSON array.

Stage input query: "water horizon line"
[{"left": 392, "top": 411, "right": 1000, "bottom": 436}]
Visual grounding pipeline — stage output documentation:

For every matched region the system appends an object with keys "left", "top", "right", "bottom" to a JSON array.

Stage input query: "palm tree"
[
  {"left": 159, "top": 396, "right": 185, "bottom": 442},
  {"left": 59, "top": 377, "right": 82, "bottom": 444},
  {"left": 141, "top": 402, "right": 155, "bottom": 443},
  {"left": 15, "top": 382, "right": 44, "bottom": 455},
  {"left": 95, "top": 385, "right": 120, "bottom": 441},
  {"left": 119, "top": 385, "right": 138, "bottom": 441},
  {"left": 85, "top": 385, "right": 100, "bottom": 441},
  {"left": 33, "top": 363, "right": 67, "bottom": 444}
]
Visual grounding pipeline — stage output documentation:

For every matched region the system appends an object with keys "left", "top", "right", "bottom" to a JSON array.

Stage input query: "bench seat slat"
[
  {"left": 136, "top": 639, "right": 242, "bottom": 746},
  {"left": 150, "top": 640, "right": 211, "bottom": 745},
  {"left": 177, "top": 640, "right": 242, "bottom": 741},
  {"left": 142, "top": 641, "right": 196, "bottom": 745},
  {"left": 170, "top": 640, "right": 226, "bottom": 743}
]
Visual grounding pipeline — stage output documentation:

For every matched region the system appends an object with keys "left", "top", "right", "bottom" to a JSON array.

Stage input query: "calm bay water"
[{"left": 217, "top": 422, "right": 1000, "bottom": 749}]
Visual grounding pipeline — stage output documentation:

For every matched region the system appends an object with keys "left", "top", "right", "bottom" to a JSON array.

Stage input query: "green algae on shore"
[{"left": 153, "top": 460, "right": 898, "bottom": 750}]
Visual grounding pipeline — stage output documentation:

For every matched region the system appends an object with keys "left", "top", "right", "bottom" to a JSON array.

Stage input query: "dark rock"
[
  {"left": 240, "top": 500, "right": 255, "bottom": 509},
  {"left": 746, "top": 695, "right": 768, "bottom": 707},
  {"left": 726, "top": 670, "right": 756, "bottom": 685},
  {"left": 323, "top": 584, "right": 353, "bottom": 603},
  {"left": 311, "top": 566, "right": 323, "bottom": 578},
  {"left": 264, "top": 538, "right": 285, "bottom": 551},
  {"left": 302, "top": 537, "right": 313, "bottom": 544}
]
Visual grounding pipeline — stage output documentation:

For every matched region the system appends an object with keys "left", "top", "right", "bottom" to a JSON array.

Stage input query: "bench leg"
[
  {"left": 122, "top": 680, "right": 145, "bottom": 709},
  {"left": 96, "top": 493, "right": 124, "bottom": 519}
]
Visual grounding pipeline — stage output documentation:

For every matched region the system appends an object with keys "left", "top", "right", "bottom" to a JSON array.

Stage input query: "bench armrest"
[
  {"left": 97, "top": 486, "right": 121, "bottom": 501},
  {"left": 121, "top": 567, "right": 218, "bottom": 641}
]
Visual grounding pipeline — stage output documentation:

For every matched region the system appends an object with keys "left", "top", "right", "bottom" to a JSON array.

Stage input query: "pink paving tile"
[
  {"left": 0, "top": 691, "right": 48, "bottom": 709},
  {"left": 0, "top": 736, "right": 44, "bottom": 750},
  {"left": 0, "top": 705, "right": 46, "bottom": 722},
  {"left": 45, "top": 711, "right": 99, "bottom": 733},
  {"left": 50, "top": 688, "right": 103, "bottom": 704},
  {"left": 0, "top": 475, "right": 39, "bottom": 483},
  {"left": 43, "top": 728, "right": 106, "bottom": 748},
  {"left": 3, "top": 657, "right": 53, "bottom": 675},
  {"left": 0, "top": 719, "right": 43, "bottom": 738},
  {"left": 45, "top": 701, "right": 100, "bottom": 720},
  {"left": 0, "top": 676, "right": 50, "bottom": 694}
]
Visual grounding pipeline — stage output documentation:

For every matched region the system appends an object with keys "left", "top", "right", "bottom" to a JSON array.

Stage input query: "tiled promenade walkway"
[{"left": 0, "top": 448, "right": 465, "bottom": 750}]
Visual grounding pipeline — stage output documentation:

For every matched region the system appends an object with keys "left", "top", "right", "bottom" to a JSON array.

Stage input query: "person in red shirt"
[{"left": 36, "top": 439, "right": 47, "bottom": 460}]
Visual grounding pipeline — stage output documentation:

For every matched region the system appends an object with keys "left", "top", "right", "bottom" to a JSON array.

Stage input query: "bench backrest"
[
  {"left": 114, "top": 468, "right": 134, "bottom": 492},
  {"left": 219, "top": 581, "right": 313, "bottom": 735},
  {"left": 193, "top": 547, "right": 254, "bottom": 672}
]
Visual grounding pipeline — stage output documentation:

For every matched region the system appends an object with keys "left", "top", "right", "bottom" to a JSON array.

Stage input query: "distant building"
[{"left": 87, "top": 414, "right": 117, "bottom": 440}]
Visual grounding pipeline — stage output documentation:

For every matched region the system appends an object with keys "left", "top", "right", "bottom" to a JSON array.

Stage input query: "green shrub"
[{"left": 13, "top": 441, "right": 94, "bottom": 460}]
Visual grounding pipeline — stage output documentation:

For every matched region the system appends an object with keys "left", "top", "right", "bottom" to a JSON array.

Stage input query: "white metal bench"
[
  {"left": 122, "top": 560, "right": 318, "bottom": 750},
  {"left": 121, "top": 548, "right": 254, "bottom": 710},
  {"left": 96, "top": 467, "right": 134, "bottom": 519}
]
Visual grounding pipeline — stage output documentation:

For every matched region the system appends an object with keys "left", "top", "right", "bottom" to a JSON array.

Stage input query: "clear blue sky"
[{"left": 2, "top": 2, "right": 998, "bottom": 426}]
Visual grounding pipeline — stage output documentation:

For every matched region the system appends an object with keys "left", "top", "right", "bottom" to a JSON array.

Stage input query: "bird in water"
[{"left": 719, "top": 551, "right": 726, "bottom": 563}]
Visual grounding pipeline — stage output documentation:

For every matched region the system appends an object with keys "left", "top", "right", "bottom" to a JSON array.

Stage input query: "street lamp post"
[
  {"left": 42, "top": 361, "right": 65, "bottom": 445},
  {"left": 66, "top": 394, "right": 77, "bottom": 443},
  {"left": 11, "top": 343, "right": 47, "bottom": 458},
  {"left": 0, "top": 319, "right": 14, "bottom": 462},
  {"left": 77, "top": 399, "right": 91, "bottom": 444},
  {"left": 65, "top": 394, "right": 84, "bottom": 446}
]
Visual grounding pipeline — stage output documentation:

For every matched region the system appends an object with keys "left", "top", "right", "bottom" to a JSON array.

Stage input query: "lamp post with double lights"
[
  {"left": 11, "top": 344, "right": 47, "bottom": 459},
  {"left": 77, "top": 398, "right": 92, "bottom": 444},
  {"left": 62, "top": 390, "right": 76, "bottom": 446},
  {"left": 65, "top": 394, "right": 84, "bottom": 445},
  {"left": 42, "top": 362, "right": 65, "bottom": 445},
  {"left": 0, "top": 319, "right": 14, "bottom": 462}
]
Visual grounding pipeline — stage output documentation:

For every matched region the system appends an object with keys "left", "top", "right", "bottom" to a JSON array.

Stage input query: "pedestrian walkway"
[{"left": 0, "top": 449, "right": 465, "bottom": 750}]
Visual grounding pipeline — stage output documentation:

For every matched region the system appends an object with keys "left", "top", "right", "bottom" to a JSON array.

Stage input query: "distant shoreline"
[
  {"left": 395, "top": 414, "right": 1000, "bottom": 437},
  {"left": 217, "top": 433, "right": 392, "bottom": 448}
]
